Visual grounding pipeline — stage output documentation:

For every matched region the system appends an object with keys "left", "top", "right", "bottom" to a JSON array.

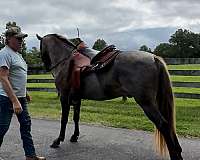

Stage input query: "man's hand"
[
  {"left": 13, "top": 100, "right": 23, "bottom": 115},
  {"left": 26, "top": 92, "right": 32, "bottom": 102}
]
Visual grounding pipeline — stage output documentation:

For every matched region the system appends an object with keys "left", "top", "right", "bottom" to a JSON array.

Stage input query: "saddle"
[
  {"left": 82, "top": 45, "right": 120, "bottom": 73},
  {"left": 67, "top": 45, "right": 119, "bottom": 99}
]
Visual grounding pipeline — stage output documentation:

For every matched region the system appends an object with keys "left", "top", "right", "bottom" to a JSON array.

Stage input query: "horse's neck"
[{"left": 50, "top": 48, "right": 72, "bottom": 78}]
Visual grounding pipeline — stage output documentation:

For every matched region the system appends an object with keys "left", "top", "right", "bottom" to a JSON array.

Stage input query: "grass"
[
  {"left": 173, "top": 87, "right": 200, "bottom": 94},
  {"left": 27, "top": 83, "right": 55, "bottom": 88},
  {"left": 168, "top": 64, "right": 200, "bottom": 70},
  {"left": 28, "top": 92, "right": 200, "bottom": 138},
  {"left": 171, "top": 76, "right": 200, "bottom": 82},
  {"left": 28, "top": 74, "right": 53, "bottom": 79}
]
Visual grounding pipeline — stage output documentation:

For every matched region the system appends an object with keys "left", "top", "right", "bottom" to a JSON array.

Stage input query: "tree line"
[{"left": 1, "top": 22, "right": 200, "bottom": 68}]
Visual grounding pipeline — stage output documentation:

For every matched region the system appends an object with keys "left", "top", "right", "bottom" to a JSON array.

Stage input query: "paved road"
[{"left": 0, "top": 117, "right": 200, "bottom": 160}]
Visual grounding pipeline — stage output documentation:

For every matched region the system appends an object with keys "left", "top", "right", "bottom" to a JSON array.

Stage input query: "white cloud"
[{"left": 1, "top": 0, "right": 200, "bottom": 50}]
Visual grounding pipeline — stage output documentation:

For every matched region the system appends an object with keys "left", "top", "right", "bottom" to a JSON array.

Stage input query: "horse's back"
[
  {"left": 117, "top": 50, "right": 155, "bottom": 64},
  {"left": 112, "top": 51, "right": 159, "bottom": 97},
  {"left": 81, "top": 50, "right": 159, "bottom": 100}
]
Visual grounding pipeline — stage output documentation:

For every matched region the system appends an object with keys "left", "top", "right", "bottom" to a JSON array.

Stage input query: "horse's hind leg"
[
  {"left": 70, "top": 100, "right": 81, "bottom": 142},
  {"left": 51, "top": 95, "right": 70, "bottom": 148},
  {"left": 135, "top": 97, "right": 183, "bottom": 160}
]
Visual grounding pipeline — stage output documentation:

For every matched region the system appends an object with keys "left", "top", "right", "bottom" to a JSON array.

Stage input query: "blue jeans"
[{"left": 0, "top": 95, "right": 36, "bottom": 157}]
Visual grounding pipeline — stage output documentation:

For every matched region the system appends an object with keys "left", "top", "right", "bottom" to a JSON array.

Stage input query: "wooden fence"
[
  {"left": 27, "top": 70, "right": 200, "bottom": 99},
  {"left": 26, "top": 58, "right": 200, "bottom": 99}
]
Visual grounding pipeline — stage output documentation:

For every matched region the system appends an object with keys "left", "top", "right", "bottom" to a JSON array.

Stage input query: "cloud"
[{"left": 1, "top": 0, "right": 200, "bottom": 50}]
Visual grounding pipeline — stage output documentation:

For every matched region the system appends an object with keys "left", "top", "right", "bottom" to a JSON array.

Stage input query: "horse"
[{"left": 36, "top": 34, "right": 183, "bottom": 160}]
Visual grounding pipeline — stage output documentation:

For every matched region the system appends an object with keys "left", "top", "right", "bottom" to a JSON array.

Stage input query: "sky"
[{"left": 1, "top": 0, "right": 200, "bottom": 51}]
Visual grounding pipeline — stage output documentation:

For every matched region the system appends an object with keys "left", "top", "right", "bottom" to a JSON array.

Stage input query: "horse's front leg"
[
  {"left": 70, "top": 100, "right": 81, "bottom": 142},
  {"left": 51, "top": 95, "right": 70, "bottom": 148}
]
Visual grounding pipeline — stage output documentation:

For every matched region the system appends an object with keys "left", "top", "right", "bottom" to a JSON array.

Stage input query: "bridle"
[
  {"left": 41, "top": 34, "right": 78, "bottom": 71},
  {"left": 48, "top": 49, "right": 77, "bottom": 71}
]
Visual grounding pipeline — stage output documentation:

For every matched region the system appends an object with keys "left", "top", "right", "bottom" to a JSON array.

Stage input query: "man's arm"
[{"left": 0, "top": 66, "right": 22, "bottom": 114}]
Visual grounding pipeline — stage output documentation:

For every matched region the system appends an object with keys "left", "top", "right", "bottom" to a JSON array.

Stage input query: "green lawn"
[
  {"left": 168, "top": 64, "right": 200, "bottom": 70},
  {"left": 27, "top": 83, "right": 55, "bottom": 88},
  {"left": 173, "top": 87, "right": 200, "bottom": 94},
  {"left": 28, "top": 92, "right": 200, "bottom": 138},
  {"left": 28, "top": 74, "right": 53, "bottom": 79},
  {"left": 171, "top": 76, "right": 200, "bottom": 82}
]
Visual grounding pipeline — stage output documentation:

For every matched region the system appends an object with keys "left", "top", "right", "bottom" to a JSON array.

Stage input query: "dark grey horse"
[{"left": 36, "top": 34, "right": 183, "bottom": 160}]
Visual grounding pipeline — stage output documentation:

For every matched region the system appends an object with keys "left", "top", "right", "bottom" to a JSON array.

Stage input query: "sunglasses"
[{"left": 15, "top": 37, "right": 23, "bottom": 41}]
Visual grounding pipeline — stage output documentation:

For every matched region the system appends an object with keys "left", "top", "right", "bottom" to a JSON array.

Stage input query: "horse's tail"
[{"left": 154, "top": 56, "right": 176, "bottom": 156}]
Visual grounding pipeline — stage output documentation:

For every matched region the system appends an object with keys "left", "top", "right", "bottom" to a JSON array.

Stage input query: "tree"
[
  {"left": 92, "top": 39, "right": 107, "bottom": 51},
  {"left": 153, "top": 28, "right": 200, "bottom": 58},
  {"left": 139, "top": 45, "right": 152, "bottom": 53},
  {"left": 26, "top": 47, "right": 43, "bottom": 66},
  {"left": 169, "top": 29, "right": 200, "bottom": 58},
  {"left": 153, "top": 43, "right": 176, "bottom": 57}
]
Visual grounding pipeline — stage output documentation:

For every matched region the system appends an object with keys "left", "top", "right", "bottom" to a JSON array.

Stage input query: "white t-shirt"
[{"left": 0, "top": 46, "right": 27, "bottom": 97}]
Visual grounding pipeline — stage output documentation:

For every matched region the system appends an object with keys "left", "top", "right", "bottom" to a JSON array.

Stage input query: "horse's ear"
[{"left": 36, "top": 34, "right": 42, "bottom": 40}]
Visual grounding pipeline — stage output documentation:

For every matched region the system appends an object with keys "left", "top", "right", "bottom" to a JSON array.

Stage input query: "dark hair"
[{"left": 5, "top": 32, "right": 17, "bottom": 38}]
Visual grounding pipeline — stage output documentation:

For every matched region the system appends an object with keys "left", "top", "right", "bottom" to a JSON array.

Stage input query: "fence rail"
[
  {"left": 169, "top": 70, "right": 200, "bottom": 76},
  {"left": 27, "top": 87, "right": 200, "bottom": 99},
  {"left": 28, "top": 70, "right": 200, "bottom": 76},
  {"left": 27, "top": 79, "right": 200, "bottom": 88},
  {"left": 164, "top": 58, "right": 200, "bottom": 64},
  {"left": 27, "top": 79, "right": 54, "bottom": 83},
  {"left": 27, "top": 79, "right": 200, "bottom": 99},
  {"left": 27, "top": 58, "right": 200, "bottom": 99}
]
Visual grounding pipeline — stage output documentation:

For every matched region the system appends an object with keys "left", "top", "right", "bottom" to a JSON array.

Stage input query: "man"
[{"left": 0, "top": 24, "right": 46, "bottom": 160}]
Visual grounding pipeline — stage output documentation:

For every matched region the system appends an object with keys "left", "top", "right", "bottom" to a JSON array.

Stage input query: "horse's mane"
[{"left": 45, "top": 34, "right": 77, "bottom": 48}]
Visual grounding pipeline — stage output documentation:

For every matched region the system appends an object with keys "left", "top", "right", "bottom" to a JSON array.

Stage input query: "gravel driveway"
[{"left": 0, "top": 116, "right": 199, "bottom": 160}]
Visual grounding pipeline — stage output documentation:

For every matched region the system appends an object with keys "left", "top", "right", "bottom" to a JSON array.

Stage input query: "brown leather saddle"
[
  {"left": 82, "top": 45, "right": 120, "bottom": 73},
  {"left": 67, "top": 45, "right": 120, "bottom": 101}
]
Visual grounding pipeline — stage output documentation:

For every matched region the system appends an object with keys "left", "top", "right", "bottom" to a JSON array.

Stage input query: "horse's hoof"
[
  {"left": 70, "top": 135, "right": 78, "bottom": 142},
  {"left": 50, "top": 139, "right": 60, "bottom": 148},
  {"left": 171, "top": 154, "right": 183, "bottom": 160},
  {"left": 50, "top": 143, "right": 60, "bottom": 148}
]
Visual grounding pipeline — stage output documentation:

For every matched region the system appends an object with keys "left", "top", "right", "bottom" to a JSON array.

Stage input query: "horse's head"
[
  {"left": 36, "top": 34, "right": 51, "bottom": 71},
  {"left": 36, "top": 34, "right": 76, "bottom": 71}
]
